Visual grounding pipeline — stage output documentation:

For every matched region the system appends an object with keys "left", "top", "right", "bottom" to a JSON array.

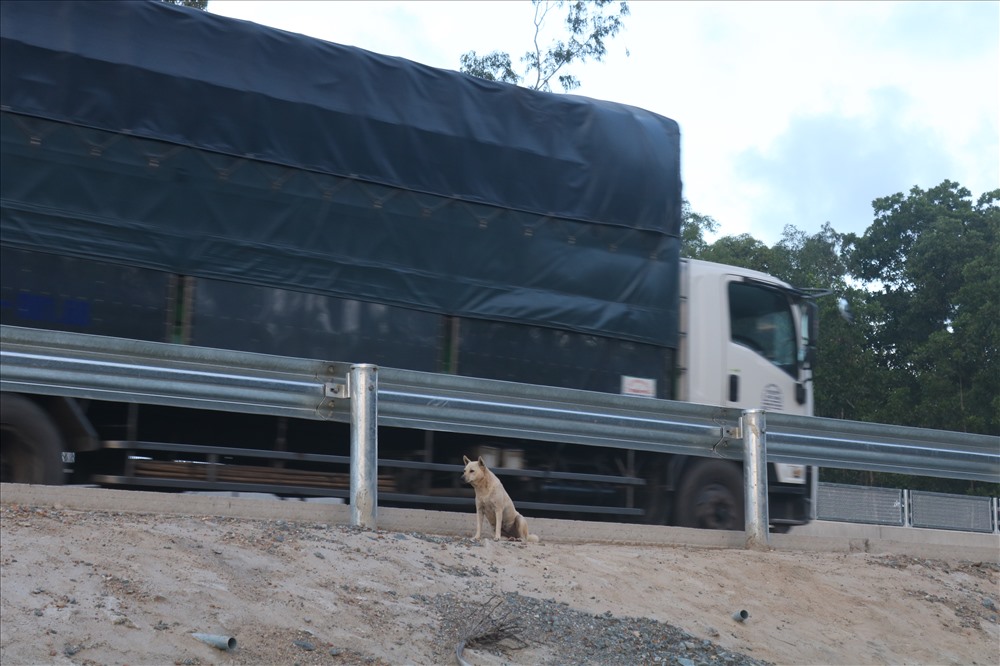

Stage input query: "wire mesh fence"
[
  {"left": 817, "top": 482, "right": 998, "bottom": 533},
  {"left": 910, "top": 490, "right": 995, "bottom": 533}
]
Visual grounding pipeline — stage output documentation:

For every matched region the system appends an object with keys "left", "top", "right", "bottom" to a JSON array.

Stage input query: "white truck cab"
[
  {"left": 679, "top": 258, "right": 817, "bottom": 493},
  {"left": 679, "top": 258, "right": 817, "bottom": 415}
]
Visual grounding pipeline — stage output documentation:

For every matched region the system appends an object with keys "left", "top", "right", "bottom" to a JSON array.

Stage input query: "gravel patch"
[{"left": 418, "top": 591, "right": 771, "bottom": 666}]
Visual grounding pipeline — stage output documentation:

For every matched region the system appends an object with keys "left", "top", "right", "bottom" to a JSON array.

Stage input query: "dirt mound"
[{"left": 1, "top": 498, "right": 997, "bottom": 665}]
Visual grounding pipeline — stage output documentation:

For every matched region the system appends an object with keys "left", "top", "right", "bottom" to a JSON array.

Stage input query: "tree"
[
  {"left": 162, "top": 0, "right": 207, "bottom": 9},
  {"left": 680, "top": 199, "right": 719, "bottom": 259},
  {"left": 460, "top": 0, "right": 630, "bottom": 92},
  {"left": 844, "top": 181, "right": 1000, "bottom": 435},
  {"left": 769, "top": 223, "right": 848, "bottom": 289},
  {"left": 827, "top": 180, "right": 1000, "bottom": 494},
  {"left": 698, "top": 233, "right": 774, "bottom": 275}
]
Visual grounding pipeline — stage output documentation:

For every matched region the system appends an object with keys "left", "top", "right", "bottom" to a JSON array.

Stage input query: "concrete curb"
[{"left": 2, "top": 483, "right": 997, "bottom": 562}]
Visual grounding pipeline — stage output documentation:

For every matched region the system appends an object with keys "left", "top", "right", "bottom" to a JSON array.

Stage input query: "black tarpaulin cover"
[{"left": 0, "top": 0, "right": 681, "bottom": 347}]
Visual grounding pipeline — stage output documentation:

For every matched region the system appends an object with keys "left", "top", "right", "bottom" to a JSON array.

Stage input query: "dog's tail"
[{"left": 527, "top": 534, "right": 540, "bottom": 543}]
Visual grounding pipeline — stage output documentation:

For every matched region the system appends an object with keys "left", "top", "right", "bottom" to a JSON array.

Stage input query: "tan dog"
[{"left": 462, "top": 455, "right": 538, "bottom": 543}]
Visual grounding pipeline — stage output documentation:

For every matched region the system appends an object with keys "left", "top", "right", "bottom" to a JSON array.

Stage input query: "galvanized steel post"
[
  {"left": 349, "top": 364, "right": 379, "bottom": 528},
  {"left": 742, "top": 409, "right": 769, "bottom": 550},
  {"left": 903, "top": 489, "right": 911, "bottom": 528}
]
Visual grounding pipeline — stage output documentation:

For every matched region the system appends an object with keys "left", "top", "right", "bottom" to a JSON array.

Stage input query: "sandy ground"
[{"left": 1, "top": 487, "right": 998, "bottom": 666}]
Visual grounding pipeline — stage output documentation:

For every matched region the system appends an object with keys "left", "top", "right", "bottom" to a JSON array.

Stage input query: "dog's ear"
[
  {"left": 463, "top": 455, "right": 471, "bottom": 464},
  {"left": 477, "top": 455, "right": 486, "bottom": 467}
]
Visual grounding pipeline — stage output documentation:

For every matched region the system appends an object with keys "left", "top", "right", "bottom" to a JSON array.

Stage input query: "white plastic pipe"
[{"left": 192, "top": 633, "right": 236, "bottom": 650}]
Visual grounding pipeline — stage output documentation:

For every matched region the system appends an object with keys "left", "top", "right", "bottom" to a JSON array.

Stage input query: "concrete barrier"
[{"left": 2, "top": 483, "right": 996, "bottom": 562}]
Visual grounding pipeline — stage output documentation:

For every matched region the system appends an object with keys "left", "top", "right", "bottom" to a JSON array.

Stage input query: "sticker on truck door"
[
  {"left": 621, "top": 376, "right": 656, "bottom": 397},
  {"left": 761, "top": 383, "right": 783, "bottom": 410}
]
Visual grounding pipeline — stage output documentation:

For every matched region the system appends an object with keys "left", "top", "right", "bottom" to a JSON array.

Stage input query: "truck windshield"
[{"left": 728, "top": 281, "right": 797, "bottom": 377}]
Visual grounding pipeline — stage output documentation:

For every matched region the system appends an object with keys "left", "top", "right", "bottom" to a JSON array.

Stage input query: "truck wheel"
[
  {"left": 674, "top": 459, "right": 744, "bottom": 530},
  {"left": 0, "top": 394, "right": 65, "bottom": 484}
]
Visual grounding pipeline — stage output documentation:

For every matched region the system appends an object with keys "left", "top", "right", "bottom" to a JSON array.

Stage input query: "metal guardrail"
[
  {"left": 0, "top": 325, "right": 744, "bottom": 458},
  {"left": 378, "top": 365, "right": 742, "bottom": 457},
  {"left": 0, "top": 324, "right": 353, "bottom": 421},
  {"left": 2, "top": 325, "right": 999, "bottom": 538},
  {"left": 378, "top": 368, "right": 1000, "bottom": 483},
  {"left": 767, "top": 412, "right": 999, "bottom": 483}
]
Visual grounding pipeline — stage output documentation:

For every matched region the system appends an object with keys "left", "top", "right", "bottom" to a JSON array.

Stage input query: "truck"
[{"left": 0, "top": 0, "right": 817, "bottom": 530}]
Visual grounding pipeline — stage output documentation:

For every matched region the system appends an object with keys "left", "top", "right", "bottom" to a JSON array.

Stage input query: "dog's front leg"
[
  {"left": 473, "top": 508, "right": 483, "bottom": 540},
  {"left": 493, "top": 508, "right": 503, "bottom": 540}
]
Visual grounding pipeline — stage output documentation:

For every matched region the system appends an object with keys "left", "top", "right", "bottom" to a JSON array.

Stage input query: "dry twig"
[{"left": 454, "top": 594, "right": 529, "bottom": 665}]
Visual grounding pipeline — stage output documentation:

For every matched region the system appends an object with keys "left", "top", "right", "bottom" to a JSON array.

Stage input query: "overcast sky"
[{"left": 208, "top": 1, "right": 998, "bottom": 245}]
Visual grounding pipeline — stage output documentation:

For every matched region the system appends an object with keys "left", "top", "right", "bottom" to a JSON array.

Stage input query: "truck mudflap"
[
  {"left": 768, "top": 475, "right": 813, "bottom": 530},
  {"left": 768, "top": 495, "right": 813, "bottom": 530}
]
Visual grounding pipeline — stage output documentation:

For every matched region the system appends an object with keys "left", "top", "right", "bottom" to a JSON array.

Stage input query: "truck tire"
[
  {"left": 674, "top": 459, "right": 744, "bottom": 530},
  {"left": 0, "top": 394, "right": 65, "bottom": 484}
]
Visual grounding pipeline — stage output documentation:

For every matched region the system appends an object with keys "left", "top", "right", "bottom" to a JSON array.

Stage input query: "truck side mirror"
[
  {"left": 807, "top": 301, "right": 819, "bottom": 347},
  {"left": 805, "top": 346, "right": 817, "bottom": 369},
  {"left": 803, "top": 300, "right": 819, "bottom": 369}
]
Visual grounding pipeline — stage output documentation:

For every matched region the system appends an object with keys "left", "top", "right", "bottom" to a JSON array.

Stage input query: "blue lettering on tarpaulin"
[
  {"left": 60, "top": 298, "right": 92, "bottom": 326},
  {"left": 13, "top": 292, "right": 91, "bottom": 327},
  {"left": 16, "top": 293, "right": 56, "bottom": 320}
]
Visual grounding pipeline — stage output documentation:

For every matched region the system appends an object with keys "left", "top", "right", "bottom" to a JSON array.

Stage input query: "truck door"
[{"left": 723, "top": 279, "right": 806, "bottom": 415}]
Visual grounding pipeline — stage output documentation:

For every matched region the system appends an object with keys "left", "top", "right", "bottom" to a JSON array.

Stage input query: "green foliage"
[
  {"left": 459, "top": 51, "right": 520, "bottom": 85},
  {"left": 162, "top": 0, "right": 208, "bottom": 9},
  {"left": 843, "top": 181, "right": 1000, "bottom": 434},
  {"left": 699, "top": 234, "right": 774, "bottom": 275},
  {"left": 770, "top": 223, "right": 848, "bottom": 290},
  {"left": 460, "top": 0, "right": 630, "bottom": 92},
  {"left": 680, "top": 199, "right": 719, "bottom": 258}
]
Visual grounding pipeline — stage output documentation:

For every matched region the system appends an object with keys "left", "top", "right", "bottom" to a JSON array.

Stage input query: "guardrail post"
[
  {"left": 993, "top": 497, "right": 999, "bottom": 535},
  {"left": 742, "top": 409, "right": 769, "bottom": 550},
  {"left": 349, "top": 364, "right": 379, "bottom": 528},
  {"left": 903, "top": 489, "right": 911, "bottom": 528}
]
